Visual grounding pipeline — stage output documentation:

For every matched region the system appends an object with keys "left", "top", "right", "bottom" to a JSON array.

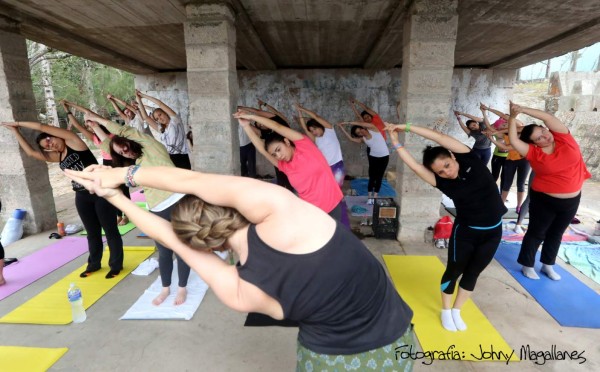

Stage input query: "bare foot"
[
  {"left": 0, "top": 278, "right": 5, "bottom": 286},
  {"left": 152, "top": 287, "right": 170, "bottom": 306},
  {"left": 174, "top": 287, "right": 187, "bottom": 306},
  {"left": 118, "top": 216, "right": 129, "bottom": 226}
]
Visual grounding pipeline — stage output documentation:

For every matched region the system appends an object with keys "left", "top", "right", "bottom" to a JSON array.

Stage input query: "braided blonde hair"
[{"left": 171, "top": 195, "right": 249, "bottom": 251}]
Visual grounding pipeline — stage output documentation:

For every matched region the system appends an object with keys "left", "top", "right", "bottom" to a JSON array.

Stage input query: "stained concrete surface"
[{"left": 1, "top": 180, "right": 599, "bottom": 371}]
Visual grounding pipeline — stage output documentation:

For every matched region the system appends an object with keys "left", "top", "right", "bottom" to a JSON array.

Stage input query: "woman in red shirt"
[{"left": 507, "top": 102, "right": 591, "bottom": 281}]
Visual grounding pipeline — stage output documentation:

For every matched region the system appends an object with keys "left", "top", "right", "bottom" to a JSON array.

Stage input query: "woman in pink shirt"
[{"left": 234, "top": 110, "right": 344, "bottom": 223}]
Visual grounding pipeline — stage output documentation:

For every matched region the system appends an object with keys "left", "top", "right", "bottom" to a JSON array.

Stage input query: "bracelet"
[
  {"left": 124, "top": 165, "right": 141, "bottom": 188},
  {"left": 393, "top": 143, "right": 404, "bottom": 150},
  {"left": 405, "top": 122, "right": 411, "bottom": 133}
]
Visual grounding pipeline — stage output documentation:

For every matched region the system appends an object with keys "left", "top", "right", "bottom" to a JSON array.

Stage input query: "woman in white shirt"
[
  {"left": 338, "top": 122, "right": 390, "bottom": 204},
  {"left": 296, "top": 105, "right": 345, "bottom": 188},
  {"left": 136, "top": 90, "right": 191, "bottom": 169}
]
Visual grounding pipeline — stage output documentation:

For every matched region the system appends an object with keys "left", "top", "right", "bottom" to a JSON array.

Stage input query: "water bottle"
[
  {"left": 67, "top": 283, "right": 87, "bottom": 323},
  {"left": 1, "top": 209, "right": 26, "bottom": 247}
]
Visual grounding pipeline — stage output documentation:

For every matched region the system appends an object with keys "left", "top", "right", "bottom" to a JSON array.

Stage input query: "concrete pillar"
[
  {"left": 0, "top": 29, "right": 57, "bottom": 233},
  {"left": 184, "top": 0, "right": 239, "bottom": 174},
  {"left": 396, "top": 0, "right": 458, "bottom": 242}
]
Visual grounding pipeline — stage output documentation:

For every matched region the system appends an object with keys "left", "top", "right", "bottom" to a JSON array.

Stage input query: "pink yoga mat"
[
  {"left": 130, "top": 190, "right": 146, "bottom": 203},
  {"left": 0, "top": 237, "right": 88, "bottom": 301}
]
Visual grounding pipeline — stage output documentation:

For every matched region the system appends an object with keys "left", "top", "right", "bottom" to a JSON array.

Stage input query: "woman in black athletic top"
[
  {"left": 65, "top": 165, "right": 415, "bottom": 371},
  {"left": 2, "top": 120, "right": 123, "bottom": 279},
  {"left": 386, "top": 122, "right": 506, "bottom": 333}
]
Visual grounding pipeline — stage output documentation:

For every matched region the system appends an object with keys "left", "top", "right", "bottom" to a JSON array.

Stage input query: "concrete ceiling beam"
[
  {"left": 230, "top": 0, "right": 276, "bottom": 70},
  {"left": 363, "top": 0, "right": 409, "bottom": 69},
  {"left": 489, "top": 16, "right": 600, "bottom": 69}
]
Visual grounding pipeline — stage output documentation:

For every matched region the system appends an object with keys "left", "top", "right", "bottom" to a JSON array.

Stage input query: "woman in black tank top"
[
  {"left": 2, "top": 120, "right": 123, "bottom": 279},
  {"left": 65, "top": 165, "right": 415, "bottom": 371}
]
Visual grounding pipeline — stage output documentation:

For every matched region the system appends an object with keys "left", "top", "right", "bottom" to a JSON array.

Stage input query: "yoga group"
[{"left": 0, "top": 89, "right": 590, "bottom": 370}]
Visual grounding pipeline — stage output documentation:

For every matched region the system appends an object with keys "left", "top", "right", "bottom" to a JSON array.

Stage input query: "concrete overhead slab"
[
  {"left": 0, "top": 0, "right": 598, "bottom": 72},
  {"left": 1, "top": 180, "right": 600, "bottom": 371}
]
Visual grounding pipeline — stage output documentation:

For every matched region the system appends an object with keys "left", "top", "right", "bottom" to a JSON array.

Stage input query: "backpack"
[{"left": 433, "top": 216, "right": 454, "bottom": 240}]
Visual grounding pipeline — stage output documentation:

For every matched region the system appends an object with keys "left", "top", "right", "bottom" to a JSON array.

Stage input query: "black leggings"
[
  {"left": 240, "top": 143, "right": 256, "bottom": 178},
  {"left": 491, "top": 155, "right": 506, "bottom": 188},
  {"left": 75, "top": 191, "right": 123, "bottom": 271},
  {"left": 441, "top": 221, "right": 502, "bottom": 294},
  {"left": 501, "top": 158, "right": 530, "bottom": 192},
  {"left": 518, "top": 190, "right": 580, "bottom": 267},
  {"left": 367, "top": 155, "right": 389, "bottom": 194},
  {"left": 151, "top": 203, "right": 191, "bottom": 287},
  {"left": 102, "top": 159, "right": 131, "bottom": 217},
  {"left": 169, "top": 153, "right": 192, "bottom": 170}
]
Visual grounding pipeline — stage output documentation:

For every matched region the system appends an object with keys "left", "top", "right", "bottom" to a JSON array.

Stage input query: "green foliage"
[{"left": 28, "top": 42, "right": 134, "bottom": 117}]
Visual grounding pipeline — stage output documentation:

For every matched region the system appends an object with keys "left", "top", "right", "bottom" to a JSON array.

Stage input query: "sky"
[{"left": 519, "top": 42, "right": 600, "bottom": 80}]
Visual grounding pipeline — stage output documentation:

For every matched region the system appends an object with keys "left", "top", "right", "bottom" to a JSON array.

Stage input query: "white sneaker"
[
  {"left": 435, "top": 239, "right": 446, "bottom": 249},
  {"left": 367, "top": 198, "right": 374, "bottom": 205},
  {"left": 514, "top": 225, "right": 524, "bottom": 234}
]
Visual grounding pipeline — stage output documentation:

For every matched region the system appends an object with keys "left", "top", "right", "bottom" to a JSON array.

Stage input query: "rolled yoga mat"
[
  {"left": 494, "top": 242, "right": 600, "bottom": 328},
  {"left": 0, "top": 346, "right": 68, "bottom": 372},
  {"left": 0, "top": 237, "right": 88, "bottom": 301},
  {"left": 383, "top": 255, "right": 517, "bottom": 362},
  {"left": 0, "top": 246, "right": 154, "bottom": 325}
]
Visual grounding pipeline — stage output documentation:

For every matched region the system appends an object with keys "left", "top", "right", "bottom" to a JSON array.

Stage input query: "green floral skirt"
[{"left": 296, "top": 325, "right": 415, "bottom": 372}]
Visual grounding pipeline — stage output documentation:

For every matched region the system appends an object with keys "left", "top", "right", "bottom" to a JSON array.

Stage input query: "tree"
[{"left": 27, "top": 40, "right": 134, "bottom": 125}]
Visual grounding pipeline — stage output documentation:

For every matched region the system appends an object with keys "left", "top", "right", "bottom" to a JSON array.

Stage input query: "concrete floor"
[{"left": 2, "top": 181, "right": 600, "bottom": 371}]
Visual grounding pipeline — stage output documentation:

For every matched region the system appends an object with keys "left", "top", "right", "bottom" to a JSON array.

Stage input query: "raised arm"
[
  {"left": 390, "top": 122, "right": 470, "bottom": 154},
  {"left": 295, "top": 106, "right": 315, "bottom": 142},
  {"left": 297, "top": 105, "right": 333, "bottom": 129},
  {"left": 258, "top": 99, "right": 290, "bottom": 126},
  {"left": 62, "top": 102, "right": 94, "bottom": 142},
  {"left": 480, "top": 106, "right": 491, "bottom": 131},
  {"left": 336, "top": 123, "right": 363, "bottom": 144},
  {"left": 63, "top": 166, "right": 300, "bottom": 316},
  {"left": 349, "top": 98, "right": 363, "bottom": 121},
  {"left": 455, "top": 109, "right": 483, "bottom": 123},
  {"left": 343, "top": 121, "right": 378, "bottom": 131},
  {"left": 453, "top": 111, "right": 471, "bottom": 135},
  {"left": 234, "top": 112, "right": 278, "bottom": 167},
  {"left": 507, "top": 102, "right": 531, "bottom": 157},
  {"left": 240, "top": 112, "right": 303, "bottom": 142},
  {"left": 1, "top": 124, "right": 54, "bottom": 162},
  {"left": 517, "top": 104, "right": 568, "bottom": 134},
  {"left": 106, "top": 94, "right": 128, "bottom": 122},
  {"left": 3, "top": 120, "right": 85, "bottom": 151},
  {"left": 110, "top": 94, "right": 137, "bottom": 112},
  {"left": 138, "top": 91, "right": 177, "bottom": 118},
  {"left": 135, "top": 91, "right": 160, "bottom": 132},
  {"left": 352, "top": 98, "right": 377, "bottom": 117},
  {"left": 386, "top": 124, "right": 436, "bottom": 186}
]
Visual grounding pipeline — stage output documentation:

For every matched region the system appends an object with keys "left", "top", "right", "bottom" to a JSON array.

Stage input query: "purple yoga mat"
[{"left": 0, "top": 236, "right": 88, "bottom": 301}]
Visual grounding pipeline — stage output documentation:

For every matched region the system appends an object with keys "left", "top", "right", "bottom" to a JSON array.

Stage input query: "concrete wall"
[
  {"left": 238, "top": 68, "right": 515, "bottom": 177},
  {"left": 134, "top": 72, "right": 190, "bottom": 154},
  {"left": 548, "top": 71, "right": 600, "bottom": 112},
  {"left": 556, "top": 111, "right": 600, "bottom": 181},
  {"left": 450, "top": 68, "right": 517, "bottom": 144},
  {"left": 238, "top": 69, "right": 402, "bottom": 178}
]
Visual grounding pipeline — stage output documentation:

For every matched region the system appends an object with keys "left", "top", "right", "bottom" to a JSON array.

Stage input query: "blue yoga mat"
[
  {"left": 350, "top": 178, "right": 396, "bottom": 197},
  {"left": 494, "top": 242, "right": 600, "bottom": 328}
]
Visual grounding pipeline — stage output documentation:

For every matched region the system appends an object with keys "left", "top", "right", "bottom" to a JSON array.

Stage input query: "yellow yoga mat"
[
  {"left": 0, "top": 246, "right": 154, "bottom": 325},
  {"left": 0, "top": 346, "right": 68, "bottom": 372},
  {"left": 383, "top": 255, "right": 518, "bottom": 363}
]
